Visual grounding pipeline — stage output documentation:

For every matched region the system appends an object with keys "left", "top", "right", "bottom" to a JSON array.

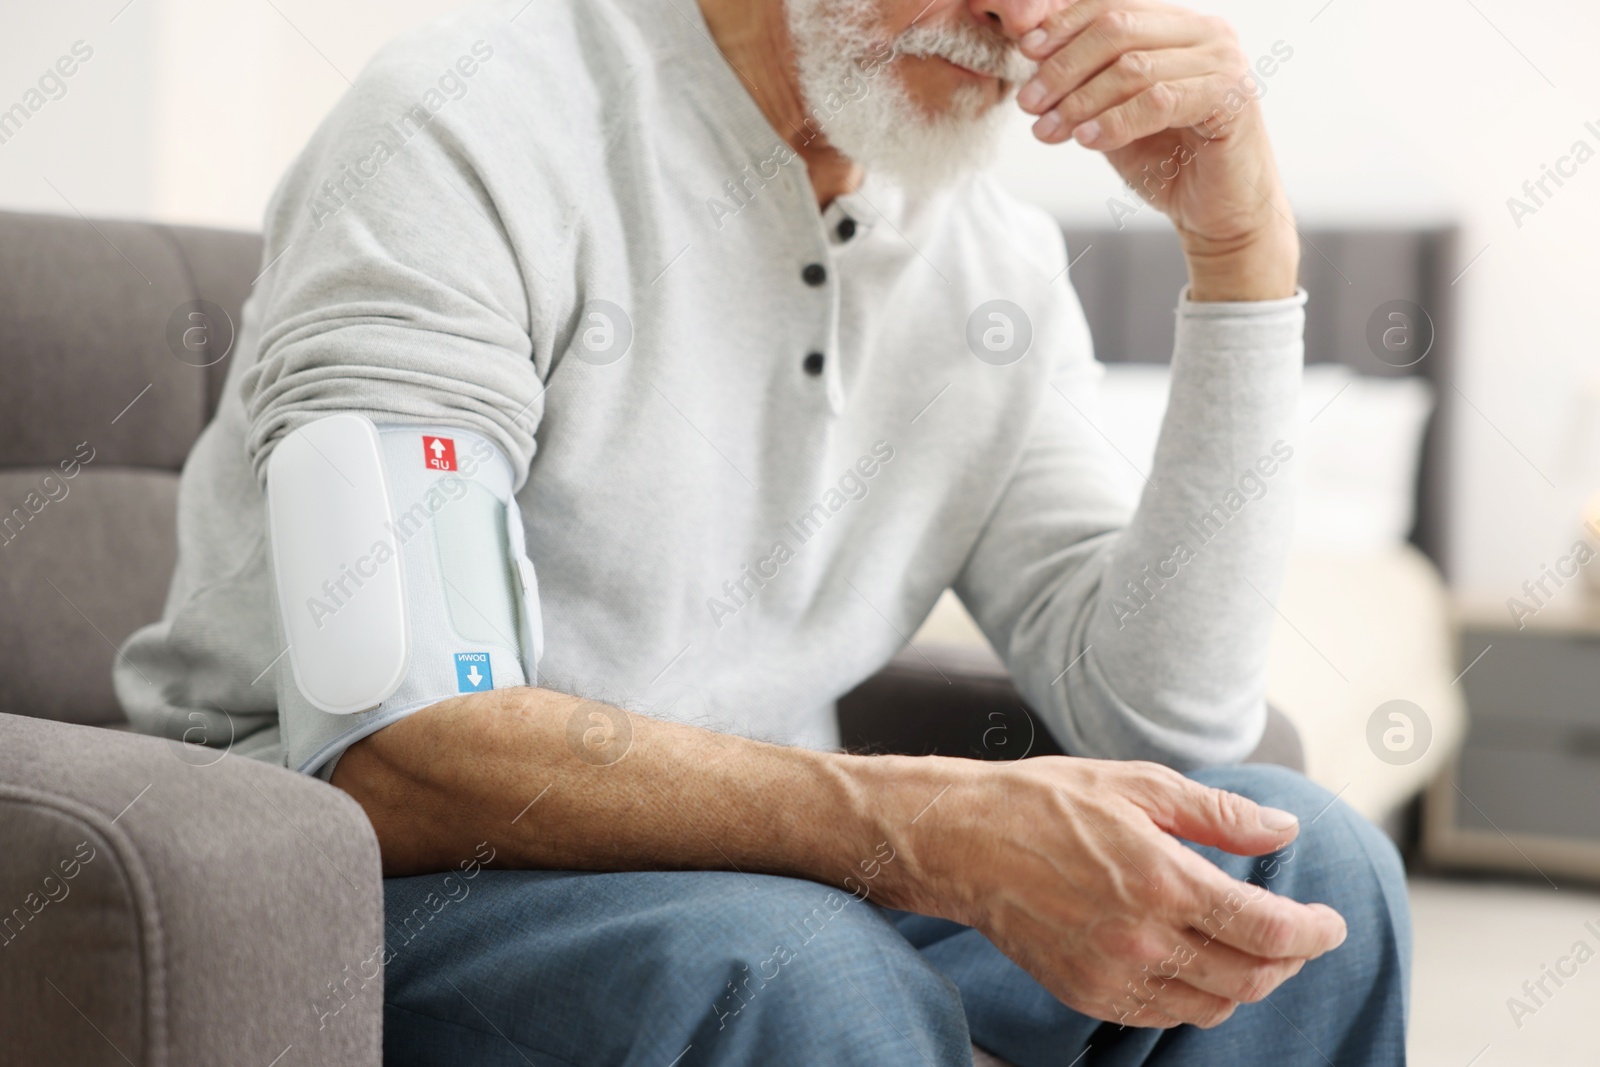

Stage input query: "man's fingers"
[
  {"left": 1019, "top": 0, "right": 1175, "bottom": 60},
  {"left": 1136, "top": 769, "right": 1302, "bottom": 857},
  {"left": 1113, "top": 974, "right": 1239, "bottom": 1030},
  {"left": 1113, "top": 1003, "right": 1185, "bottom": 1029},
  {"left": 1192, "top": 877, "right": 1348, "bottom": 961},
  {"left": 1136, "top": 785, "right": 1349, "bottom": 963},
  {"left": 1167, "top": 932, "right": 1307, "bottom": 1004},
  {"left": 1139, "top": 833, "right": 1349, "bottom": 961},
  {"left": 1068, "top": 77, "right": 1213, "bottom": 150},
  {"left": 1031, "top": 60, "right": 1218, "bottom": 146},
  {"left": 1017, "top": 10, "right": 1210, "bottom": 115},
  {"left": 1016, "top": 4, "right": 1254, "bottom": 151}
]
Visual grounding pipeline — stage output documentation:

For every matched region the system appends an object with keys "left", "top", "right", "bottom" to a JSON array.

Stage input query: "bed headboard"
[{"left": 1059, "top": 225, "right": 1459, "bottom": 577}]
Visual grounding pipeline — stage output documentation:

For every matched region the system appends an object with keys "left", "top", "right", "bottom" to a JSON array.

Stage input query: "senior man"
[{"left": 117, "top": 0, "right": 1410, "bottom": 1063}]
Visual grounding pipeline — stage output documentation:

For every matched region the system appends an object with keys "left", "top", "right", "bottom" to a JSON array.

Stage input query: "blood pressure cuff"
[{"left": 264, "top": 414, "right": 542, "bottom": 778}]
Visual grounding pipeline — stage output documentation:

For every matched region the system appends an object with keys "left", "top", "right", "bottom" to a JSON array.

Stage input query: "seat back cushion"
[
  {"left": 0, "top": 470, "right": 178, "bottom": 724},
  {"left": 0, "top": 209, "right": 263, "bottom": 724}
]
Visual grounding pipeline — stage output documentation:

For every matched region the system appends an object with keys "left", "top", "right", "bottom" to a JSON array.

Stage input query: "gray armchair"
[
  {"left": 0, "top": 210, "right": 384, "bottom": 1066},
  {"left": 0, "top": 208, "right": 1301, "bottom": 1066}
]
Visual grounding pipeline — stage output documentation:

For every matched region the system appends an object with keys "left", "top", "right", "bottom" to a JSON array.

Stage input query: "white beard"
[{"left": 783, "top": 0, "right": 1037, "bottom": 195}]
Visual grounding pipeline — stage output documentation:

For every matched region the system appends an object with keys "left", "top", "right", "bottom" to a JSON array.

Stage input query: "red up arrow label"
[{"left": 423, "top": 435, "right": 457, "bottom": 471}]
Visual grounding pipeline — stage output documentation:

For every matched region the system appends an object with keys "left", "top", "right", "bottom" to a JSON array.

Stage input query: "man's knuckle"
[
  {"left": 1130, "top": 760, "right": 1179, "bottom": 792},
  {"left": 1236, "top": 962, "right": 1280, "bottom": 1001},
  {"left": 1098, "top": 10, "right": 1138, "bottom": 41},
  {"left": 1194, "top": 785, "right": 1232, "bottom": 828},
  {"left": 1121, "top": 759, "right": 1155, "bottom": 780},
  {"left": 1100, "top": 924, "right": 1154, "bottom": 962},
  {"left": 1099, "top": 925, "right": 1139, "bottom": 958},
  {"left": 1145, "top": 82, "right": 1178, "bottom": 116},
  {"left": 1117, "top": 49, "right": 1153, "bottom": 78},
  {"left": 1225, "top": 788, "right": 1263, "bottom": 829},
  {"left": 1254, "top": 912, "right": 1298, "bottom": 957},
  {"left": 1198, "top": 999, "right": 1238, "bottom": 1028},
  {"left": 1196, "top": 13, "right": 1237, "bottom": 45},
  {"left": 1095, "top": 108, "right": 1126, "bottom": 141},
  {"left": 1057, "top": 89, "right": 1092, "bottom": 125},
  {"left": 1135, "top": 930, "right": 1175, "bottom": 965},
  {"left": 1037, "top": 51, "right": 1070, "bottom": 87},
  {"left": 1142, "top": 866, "right": 1183, "bottom": 903}
]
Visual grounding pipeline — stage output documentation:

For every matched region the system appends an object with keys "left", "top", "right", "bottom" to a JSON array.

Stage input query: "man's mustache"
[{"left": 890, "top": 22, "right": 1039, "bottom": 84}]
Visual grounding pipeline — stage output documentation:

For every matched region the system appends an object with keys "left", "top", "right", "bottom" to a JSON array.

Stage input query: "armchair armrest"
[
  {"left": 838, "top": 642, "right": 1305, "bottom": 772},
  {"left": 0, "top": 713, "right": 383, "bottom": 1067}
]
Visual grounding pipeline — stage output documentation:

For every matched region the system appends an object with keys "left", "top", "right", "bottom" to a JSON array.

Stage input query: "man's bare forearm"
[
  {"left": 332, "top": 684, "right": 1348, "bottom": 1029},
  {"left": 331, "top": 686, "right": 943, "bottom": 899}
]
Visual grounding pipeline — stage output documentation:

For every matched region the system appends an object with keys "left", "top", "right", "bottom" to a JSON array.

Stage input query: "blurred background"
[{"left": 3, "top": 1, "right": 1599, "bottom": 1064}]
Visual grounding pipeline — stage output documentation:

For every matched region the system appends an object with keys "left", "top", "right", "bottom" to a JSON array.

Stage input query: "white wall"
[
  {"left": 3, "top": 0, "right": 1596, "bottom": 603},
  {"left": 0, "top": 2, "right": 156, "bottom": 219},
  {"left": 1, "top": 0, "right": 458, "bottom": 227},
  {"left": 146, "top": 0, "right": 463, "bottom": 227}
]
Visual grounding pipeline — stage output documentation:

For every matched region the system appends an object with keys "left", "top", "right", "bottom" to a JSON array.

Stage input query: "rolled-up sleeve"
[{"left": 240, "top": 69, "right": 545, "bottom": 486}]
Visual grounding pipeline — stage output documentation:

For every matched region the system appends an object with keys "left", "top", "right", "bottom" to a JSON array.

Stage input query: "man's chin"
[
  {"left": 828, "top": 72, "right": 1007, "bottom": 192},
  {"left": 836, "top": 119, "right": 1005, "bottom": 197}
]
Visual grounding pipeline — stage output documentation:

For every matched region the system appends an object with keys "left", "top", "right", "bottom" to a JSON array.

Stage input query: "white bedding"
[{"left": 1262, "top": 545, "right": 1464, "bottom": 822}]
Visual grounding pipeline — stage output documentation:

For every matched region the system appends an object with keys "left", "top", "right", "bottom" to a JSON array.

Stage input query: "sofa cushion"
[
  {"left": 0, "top": 469, "right": 178, "bottom": 724},
  {"left": 0, "top": 211, "right": 208, "bottom": 470},
  {"left": 158, "top": 222, "right": 265, "bottom": 421}
]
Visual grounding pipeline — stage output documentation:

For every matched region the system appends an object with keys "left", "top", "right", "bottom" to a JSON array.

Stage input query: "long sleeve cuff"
[{"left": 1175, "top": 285, "right": 1309, "bottom": 353}]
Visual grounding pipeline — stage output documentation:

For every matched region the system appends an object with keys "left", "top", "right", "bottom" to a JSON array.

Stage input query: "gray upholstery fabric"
[
  {"left": 0, "top": 713, "right": 383, "bottom": 1067},
  {"left": 0, "top": 469, "right": 178, "bottom": 724},
  {"left": 0, "top": 787, "right": 152, "bottom": 1065},
  {"left": 157, "top": 222, "right": 265, "bottom": 420},
  {"left": 0, "top": 211, "right": 262, "bottom": 466},
  {"left": 1251, "top": 700, "right": 1307, "bottom": 773},
  {"left": 0, "top": 210, "right": 263, "bottom": 725},
  {"left": 0, "top": 212, "right": 200, "bottom": 469}
]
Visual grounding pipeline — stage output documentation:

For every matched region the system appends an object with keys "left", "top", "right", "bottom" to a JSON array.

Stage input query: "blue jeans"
[{"left": 380, "top": 765, "right": 1411, "bottom": 1066}]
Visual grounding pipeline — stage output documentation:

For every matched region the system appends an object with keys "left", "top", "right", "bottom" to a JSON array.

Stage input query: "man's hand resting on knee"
[
  {"left": 334, "top": 688, "right": 1346, "bottom": 1030},
  {"left": 893, "top": 757, "right": 1348, "bottom": 1029}
]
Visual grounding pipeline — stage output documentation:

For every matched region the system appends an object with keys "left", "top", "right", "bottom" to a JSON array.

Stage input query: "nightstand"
[{"left": 1423, "top": 600, "right": 1600, "bottom": 884}]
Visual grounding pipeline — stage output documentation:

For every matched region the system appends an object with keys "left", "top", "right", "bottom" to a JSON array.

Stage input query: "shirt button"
[
  {"left": 836, "top": 218, "right": 857, "bottom": 241},
  {"left": 802, "top": 263, "right": 827, "bottom": 287},
  {"left": 803, "top": 351, "right": 825, "bottom": 376}
]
